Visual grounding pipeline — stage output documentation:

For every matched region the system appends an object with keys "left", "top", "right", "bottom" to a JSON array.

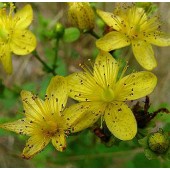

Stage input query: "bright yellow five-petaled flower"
[
  {"left": 96, "top": 5, "right": 170, "bottom": 70},
  {"left": 65, "top": 51, "right": 157, "bottom": 140},
  {"left": 0, "top": 76, "right": 71, "bottom": 159},
  {"left": 0, "top": 3, "right": 36, "bottom": 74}
]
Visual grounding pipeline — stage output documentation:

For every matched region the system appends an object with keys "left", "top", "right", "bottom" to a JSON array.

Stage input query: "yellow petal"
[
  {"left": 104, "top": 102, "right": 137, "bottom": 140},
  {"left": 67, "top": 52, "right": 119, "bottom": 102},
  {"left": 97, "top": 9, "right": 120, "bottom": 31},
  {"left": 0, "top": 44, "right": 12, "bottom": 74},
  {"left": 127, "top": 7, "right": 147, "bottom": 27},
  {"left": 0, "top": 118, "right": 31, "bottom": 135},
  {"left": 94, "top": 51, "right": 119, "bottom": 88},
  {"left": 132, "top": 40, "right": 157, "bottom": 70},
  {"left": 145, "top": 34, "right": 170, "bottom": 46},
  {"left": 115, "top": 71, "right": 157, "bottom": 101},
  {"left": 52, "top": 132, "right": 67, "bottom": 152},
  {"left": 46, "top": 76, "right": 68, "bottom": 113},
  {"left": 13, "top": 4, "right": 33, "bottom": 29},
  {"left": 11, "top": 30, "right": 36, "bottom": 55},
  {"left": 21, "top": 90, "right": 45, "bottom": 121},
  {"left": 22, "top": 135, "right": 50, "bottom": 159},
  {"left": 67, "top": 72, "right": 102, "bottom": 101},
  {"left": 96, "top": 31, "right": 130, "bottom": 52},
  {"left": 63, "top": 102, "right": 104, "bottom": 133}
]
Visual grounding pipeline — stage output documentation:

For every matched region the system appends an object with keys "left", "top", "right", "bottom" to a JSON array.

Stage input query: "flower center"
[
  {"left": 43, "top": 120, "right": 58, "bottom": 137},
  {"left": 101, "top": 87, "right": 115, "bottom": 102}
]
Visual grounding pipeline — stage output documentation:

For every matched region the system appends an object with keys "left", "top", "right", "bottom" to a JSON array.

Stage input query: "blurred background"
[{"left": 0, "top": 2, "right": 170, "bottom": 168}]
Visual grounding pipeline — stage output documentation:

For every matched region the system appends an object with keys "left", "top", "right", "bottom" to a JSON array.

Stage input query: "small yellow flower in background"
[
  {"left": 96, "top": 4, "right": 170, "bottom": 70},
  {"left": 68, "top": 2, "right": 95, "bottom": 30},
  {"left": 64, "top": 51, "right": 157, "bottom": 140},
  {"left": 0, "top": 3, "right": 36, "bottom": 74},
  {"left": 0, "top": 76, "right": 70, "bottom": 159}
]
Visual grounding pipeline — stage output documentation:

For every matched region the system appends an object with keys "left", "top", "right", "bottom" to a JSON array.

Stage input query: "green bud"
[
  {"left": 135, "top": 2, "right": 152, "bottom": 8},
  {"left": 0, "top": 2, "right": 6, "bottom": 8},
  {"left": 55, "top": 22, "right": 65, "bottom": 38},
  {"left": 96, "top": 18, "right": 105, "bottom": 30},
  {"left": 135, "top": 2, "right": 158, "bottom": 14},
  {"left": 148, "top": 129, "right": 169, "bottom": 154}
]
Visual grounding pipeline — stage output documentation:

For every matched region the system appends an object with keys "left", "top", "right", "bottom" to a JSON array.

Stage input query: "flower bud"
[
  {"left": 68, "top": 2, "right": 95, "bottom": 30},
  {"left": 55, "top": 22, "right": 65, "bottom": 38},
  {"left": 148, "top": 130, "right": 169, "bottom": 154},
  {"left": 135, "top": 2, "right": 157, "bottom": 13}
]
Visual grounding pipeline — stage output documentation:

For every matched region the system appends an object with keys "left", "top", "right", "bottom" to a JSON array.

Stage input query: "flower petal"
[
  {"left": 46, "top": 76, "right": 68, "bottom": 113},
  {"left": 0, "top": 44, "right": 12, "bottom": 74},
  {"left": 0, "top": 118, "right": 31, "bottom": 135},
  {"left": 21, "top": 90, "right": 45, "bottom": 121},
  {"left": 115, "top": 71, "right": 157, "bottom": 101},
  {"left": 97, "top": 9, "right": 121, "bottom": 31},
  {"left": 96, "top": 31, "right": 130, "bottom": 52},
  {"left": 94, "top": 51, "right": 119, "bottom": 88},
  {"left": 52, "top": 132, "right": 67, "bottom": 152},
  {"left": 104, "top": 102, "right": 137, "bottom": 140},
  {"left": 67, "top": 72, "right": 102, "bottom": 101},
  {"left": 13, "top": 4, "right": 33, "bottom": 29},
  {"left": 11, "top": 30, "right": 36, "bottom": 55},
  {"left": 132, "top": 40, "right": 157, "bottom": 70},
  {"left": 145, "top": 34, "right": 170, "bottom": 46},
  {"left": 63, "top": 102, "right": 104, "bottom": 133},
  {"left": 22, "top": 135, "right": 50, "bottom": 159},
  {"left": 67, "top": 51, "right": 119, "bottom": 102}
]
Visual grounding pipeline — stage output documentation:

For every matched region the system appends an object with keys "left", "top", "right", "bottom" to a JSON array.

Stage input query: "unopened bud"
[
  {"left": 68, "top": 2, "right": 95, "bottom": 31},
  {"left": 55, "top": 22, "right": 65, "bottom": 38},
  {"left": 148, "top": 129, "right": 169, "bottom": 154},
  {"left": 135, "top": 2, "right": 157, "bottom": 13}
]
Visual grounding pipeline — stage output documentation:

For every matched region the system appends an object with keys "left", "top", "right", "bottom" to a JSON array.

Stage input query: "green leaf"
[
  {"left": 138, "top": 136, "right": 148, "bottom": 147},
  {"left": 133, "top": 153, "right": 160, "bottom": 167},
  {"left": 144, "top": 149, "right": 157, "bottom": 160},
  {"left": 63, "top": 27, "right": 80, "bottom": 43},
  {"left": 39, "top": 75, "right": 53, "bottom": 98},
  {"left": 55, "top": 57, "right": 67, "bottom": 76},
  {"left": 165, "top": 149, "right": 170, "bottom": 161}
]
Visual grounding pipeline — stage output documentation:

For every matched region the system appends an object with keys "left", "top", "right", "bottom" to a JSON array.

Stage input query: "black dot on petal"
[{"left": 118, "top": 108, "right": 122, "bottom": 112}]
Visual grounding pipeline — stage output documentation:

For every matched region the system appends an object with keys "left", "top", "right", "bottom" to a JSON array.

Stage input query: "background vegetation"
[{"left": 0, "top": 2, "right": 170, "bottom": 168}]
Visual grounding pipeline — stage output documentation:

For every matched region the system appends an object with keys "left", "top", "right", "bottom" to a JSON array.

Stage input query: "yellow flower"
[
  {"left": 64, "top": 51, "right": 157, "bottom": 140},
  {"left": 0, "top": 3, "right": 36, "bottom": 74},
  {"left": 96, "top": 5, "right": 170, "bottom": 70},
  {"left": 68, "top": 2, "right": 95, "bottom": 30},
  {"left": 0, "top": 76, "right": 70, "bottom": 159}
]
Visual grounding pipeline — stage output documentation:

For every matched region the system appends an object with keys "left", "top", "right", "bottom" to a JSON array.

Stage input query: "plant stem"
[
  {"left": 32, "top": 50, "right": 56, "bottom": 76},
  {"left": 52, "top": 38, "right": 59, "bottom": 71},
  {"left": 87, "top": 30, "right": 100, "bottom": 39}
]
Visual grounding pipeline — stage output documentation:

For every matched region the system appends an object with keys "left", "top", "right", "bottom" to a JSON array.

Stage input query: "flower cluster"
[{"left": 0, "top": 2, "right": 169, "bottom": 160}]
